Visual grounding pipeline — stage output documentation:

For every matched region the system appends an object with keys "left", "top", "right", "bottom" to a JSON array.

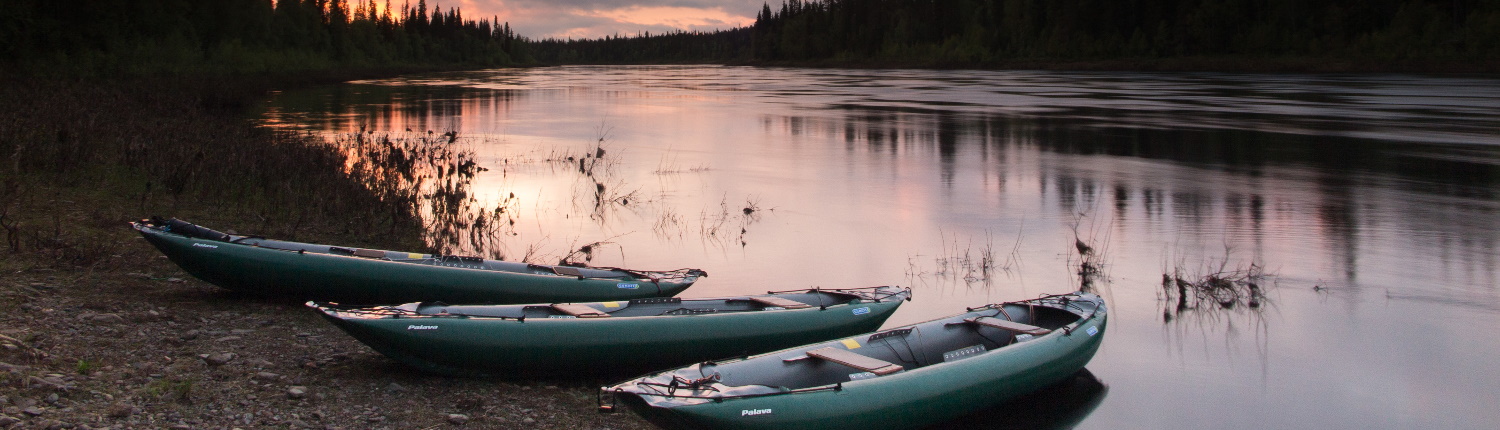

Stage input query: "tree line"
[
  {"left": 7, "top": 0, "right": 1494, "bottom": 73},
  {"left": 750, "top": 0, "right": 1499, "bottom": 65},
  {"left": 528, "top": 29, "right": 752, "bottom": 64},
  {"left": 529, "top": 0, "right": 1498, "bottom": 67},
  {"left": 1, "top": 0, "right": 528, "bottom": 77}
]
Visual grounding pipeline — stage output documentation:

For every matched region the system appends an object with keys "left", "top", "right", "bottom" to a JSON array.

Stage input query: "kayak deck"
[{"left": 317, "top": 287, "right": 907, "bottom": 320}]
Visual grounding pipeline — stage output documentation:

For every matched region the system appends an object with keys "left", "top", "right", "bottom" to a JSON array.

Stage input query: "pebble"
[
  {"left": 384, "top": 382, "right": 407, "bottom": 393},
  {"left": 446, "top": 413, "right": 469, "bottom": 425},
  {"left": 200, "top": 353, "right": 237, "bottom": 366},
  {"left": 287, "top": 386, "right": 308, "bottom": 399},
  {"left": 29, "top": 376, "right": 70, "bottom": 391},
  {"left": 0, "top": 415, "right": 17, "bottom": 426},
  {"left": 107, "top": 401, "right": 138, "bottom": 419},
  {"left": 522, "top": 417, "right": 536, "bottom": 424},
  {"left": 180, "top": 330, "right": 200, "bottom": 341},
  {"left": 23, "top": 406, "right": 44, "bottom": 416},
  {"left": 255, "top": 372, "right": 281, "bottom": 381},
  {"left": 92, "top": 313, "right": 126, "bottom": 323}
]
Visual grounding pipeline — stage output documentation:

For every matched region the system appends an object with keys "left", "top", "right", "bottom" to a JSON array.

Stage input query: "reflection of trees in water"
[{"left": 784, "top": 106, "right": 1499, "bottom": 292}]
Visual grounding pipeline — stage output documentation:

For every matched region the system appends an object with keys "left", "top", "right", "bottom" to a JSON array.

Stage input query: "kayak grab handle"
[{"left": 596, "top": 388, "right": 619, "bottom": 413}]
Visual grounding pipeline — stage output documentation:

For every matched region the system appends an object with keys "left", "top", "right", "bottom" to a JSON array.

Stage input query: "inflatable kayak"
[
  {"left": 311, "top": 286, "right": 912, "bottom": 376},
  {"left": 600, "top": 292, "right": 1106, "bottom": 430},
  {"left": 133, "top": 217, "right": 704, "bottom": 304}
]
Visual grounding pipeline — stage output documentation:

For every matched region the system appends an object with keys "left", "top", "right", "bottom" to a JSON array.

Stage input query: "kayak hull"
[
  {"left": 313, "top": 287, "right": 912, "bottom": 377},
  {"left": 607, "top": 292, "right": 1106, "bottom": 430},
  {"left": 133, "top": 218, "right": 700, "bottom": 304}
]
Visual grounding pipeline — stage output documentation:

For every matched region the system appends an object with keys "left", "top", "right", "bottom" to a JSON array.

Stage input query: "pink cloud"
[{"left": 429, "top": 0, "right": 765, "bottom": 39}]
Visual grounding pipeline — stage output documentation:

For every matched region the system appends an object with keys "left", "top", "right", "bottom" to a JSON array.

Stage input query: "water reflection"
[
  {"left": 928, "top": 369, "right": 1108, "bottom": 430},
  {"left": 264, "top": 84, "right": 526, "bottom": 135},
  {"left": 260, "top": 67, "right": 1500, "bottom": 429}
]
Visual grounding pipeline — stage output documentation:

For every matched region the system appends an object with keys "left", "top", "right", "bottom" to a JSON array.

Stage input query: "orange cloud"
[{"left": 585, "top": 6, "right": 754, "bottom": 30}]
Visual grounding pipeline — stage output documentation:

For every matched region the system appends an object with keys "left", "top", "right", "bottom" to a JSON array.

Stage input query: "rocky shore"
[{"left": 1, "top": 248, "right": 653, "bottom": 429}]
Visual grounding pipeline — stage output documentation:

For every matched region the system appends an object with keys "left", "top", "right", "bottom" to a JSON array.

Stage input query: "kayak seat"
[
  {"left": 965, "top": 317, "right": 1051, "bottom": 336},
  {"left": 806, "top": 347, "right": 903, "bottom": 376},
  {"left": 352, "top": 249, "right": 387, "bottom": 259},
  {"left": 552, "top": 303, "right": 610, "bottom": 318},
  {"left": 552, "top": 266, "right": 585, "bottom": 278},
  {"left": 749, "top": 296, "right": 812, "bottom": 309}
]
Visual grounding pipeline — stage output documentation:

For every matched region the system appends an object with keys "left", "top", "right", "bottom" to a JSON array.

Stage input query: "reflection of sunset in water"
[{"left": 261, "top": 66, "right": 1500, "bottom": 430}]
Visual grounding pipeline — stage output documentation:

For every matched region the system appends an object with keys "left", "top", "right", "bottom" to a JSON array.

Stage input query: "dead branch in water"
[{"left": 1160, "top": 244, "right": 1273, "bottom": 323}]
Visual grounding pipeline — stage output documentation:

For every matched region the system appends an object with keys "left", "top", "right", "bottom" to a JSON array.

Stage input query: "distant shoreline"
[
  {"left": 712, "top": 57, "right": 1500, "bottom": 75},
  {"left": 523, "top": 57, "right": 1500, "bottom": 75}
]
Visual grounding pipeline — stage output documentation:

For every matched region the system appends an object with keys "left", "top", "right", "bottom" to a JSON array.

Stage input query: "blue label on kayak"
[
  {"left": 852, "top": 307, "right": 870, "bottom": 315},
  {"left": 617, "top": 283, "right": 639, "bottom": 289},
  {"left": 1086, "top": 326, "right": 1099, "bottom": 336}
]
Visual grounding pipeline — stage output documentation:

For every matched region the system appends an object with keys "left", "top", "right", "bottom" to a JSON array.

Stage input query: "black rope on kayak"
[
  {"left": 876, "top": 328, "right": 921, "bottom": 366},
  {"left": 639, "top": 374, "right": 724, "bottom": 397}
]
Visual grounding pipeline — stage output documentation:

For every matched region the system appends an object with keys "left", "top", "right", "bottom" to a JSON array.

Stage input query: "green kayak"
[
  {"left": 133, "top": 217, "right": 704, "bottom": 304},
  {"left": 310, "top": 286, "right": 911, "bottom": 376},
  {"left": 600, "top": 292, "right": 1106, "bottom": 430}
]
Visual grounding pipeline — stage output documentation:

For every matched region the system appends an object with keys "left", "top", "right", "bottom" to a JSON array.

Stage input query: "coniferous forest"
[
  {"left": 747, "top": 0, "right": 1500, "bottom": 66},
  {"left": 533, "top": 0, "right": 1499, "bottom": 70},
  {"left": 527, "top": 29, "right": 753, "bottom": 64},
  {"left": 1, "top": 0, "right": 526, "bottom": 77}
]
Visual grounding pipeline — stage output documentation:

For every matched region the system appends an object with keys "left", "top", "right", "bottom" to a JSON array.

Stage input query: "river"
[{"left": 259, "top": 66, "right": 1500, "bottom": 429}]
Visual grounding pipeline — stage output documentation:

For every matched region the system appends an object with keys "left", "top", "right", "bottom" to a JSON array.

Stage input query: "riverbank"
[{"left": 0, "top": 77, "right": 652, "bottom": 429}]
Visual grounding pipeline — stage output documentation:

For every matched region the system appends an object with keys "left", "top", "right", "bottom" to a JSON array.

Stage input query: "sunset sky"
[{"left": 438, "top": 0, "right": 765, "bottom": 39}]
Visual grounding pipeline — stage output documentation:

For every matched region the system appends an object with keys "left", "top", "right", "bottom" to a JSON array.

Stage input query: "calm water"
[{"left": 260, "top": 66, "right": 1500, "bottom": 429}]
